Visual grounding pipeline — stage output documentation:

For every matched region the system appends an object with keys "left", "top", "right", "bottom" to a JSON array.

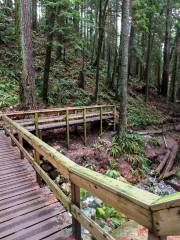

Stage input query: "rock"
[
  {"left": 61, "top": 182, "right": 70, "bottom": 194},
  {"left": 49, "top": 170, "right": 59, "bottom": 180},
  {"left": 41, "top": 163, "right": 52, "bottom": 172},
  {"left": 166, "top": 179, "right": 180, "bottom": 191}
]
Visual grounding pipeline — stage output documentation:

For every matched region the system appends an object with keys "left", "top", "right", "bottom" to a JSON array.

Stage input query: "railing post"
[
  {"left": 83, "top": 108, "right": 87, "bottom": 145},
  {"left": 113, "top": 106, "right": 116, "bottom": 131},
  {"left": 18, "top": 133, "right": 24, "bottom": 159},
  {"left": 34, "top": 112, "right": 39, "bottom": 137},
  {"left": 33, "top": 150, "right": 43, "bottom": 187},
  {"left": 66, "top": 109, "right": 70, "bottom": 148},
  {"left": 100, "top": 106, "right": 103, "bottom": 135},
  {"left": 10, "top": 126, "right": 15, "bottom": 146},
  {"left": 148, "top": 231, "right": 167, "bottom": 240},
  {"left": 71, "top": 183, "right": 81, "bottom": 240}
]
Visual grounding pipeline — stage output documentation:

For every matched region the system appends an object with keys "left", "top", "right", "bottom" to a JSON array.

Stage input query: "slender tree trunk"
[
  {"left": 19, "top": 0, "right": 36, "bottom": 109},
  {"left": 15, "top": 0, "right": 20, "bottom": 50},
  {"left": 171, "top": 26, "right": 180, "bottom": 102},
  {"left": 94, "top": 0, "right": 109, "bottom": 101},
  {"left": 161, "top": 0, "right": 171, "bottom": 97},
  {"left": 32, "top": 0, "right": 37, "bottom": 30},
  {"left": 73, "top": 2, "right": 79, "bottom": 33},
  {"left": 5, "top": 0, "right": 12, "bottom": 8},
  {"left": 42, "top": 7, "right": 55, "bottom": 104},
  {"left": 157, "top": 57, "right": 161, "bottom": 94},
  {"left": 145, "top": 15, "right": 153, "bottom": 103},
  {"left": 117, "top": 0, "right": 131, "bottom": 138}
]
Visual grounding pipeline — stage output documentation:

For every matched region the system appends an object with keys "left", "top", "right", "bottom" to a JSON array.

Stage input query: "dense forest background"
[{"left": 0, "top": 0, "right": 180, "bottom": 136}]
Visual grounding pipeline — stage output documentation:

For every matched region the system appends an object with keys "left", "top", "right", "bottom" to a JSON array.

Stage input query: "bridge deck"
[{"left": 0, "top": 132, "right": 73, "bottom": 240}]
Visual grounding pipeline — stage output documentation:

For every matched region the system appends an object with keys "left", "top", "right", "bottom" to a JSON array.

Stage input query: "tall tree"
[
  {"left": 19, "top": 0, "right": 36, "bottom": 109},
  {"left": 161, "top": 0, "right": 171, "bottom": 97},
  {"left": 42, "top": 5, "right": 55, "bottom": 104},
  {"left": 118, "top": 0, "right": 131, "bottom": 138},
  {"left": 171, "top": 24, "right": 180, "bottom": 102},
  {"left": 94, "top": 0, "right": 109, "bottom": 101},
  {"left": 32, "top": 0, "right": 37, "bottom": 30}
]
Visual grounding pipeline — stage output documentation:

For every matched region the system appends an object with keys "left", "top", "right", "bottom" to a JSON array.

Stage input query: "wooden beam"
[
  {"left": 66, "top": 109, "right": 70, "bottom": 148},
  {"left": 100, "top": 106, "right": 103, "bottom": 135},
  {"left": 34, "top": 112, "right": 39, "bottom": 137},
  {"left": 18, "top": 133, "right": 24, "bottom": 159},
  {"left": 71, "top": 183, "right": 81, "bottom": 240},
  {"left": 83, "top": 108, "right": 87, "bottom": 145}
]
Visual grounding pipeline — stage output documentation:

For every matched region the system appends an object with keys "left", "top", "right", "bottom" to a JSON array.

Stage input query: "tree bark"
[
  {"left": 42, "top": 7, "right": 55, "bottom": 104},
  {"left": 94, "top": 0, "right": 109, "bottom": 101},
  {"left": 171, "top": 26, "right": 180, "bottom": 102},
  {"left": 161, "top": 0, "right": 171, "bottom": 98},
  {"left": 117, "top": 0, "right": 131, "bottom": 138},
  {"left": 32, "top": 0, "right": 37, "bottom": 30},
  {"left": 19, "top": 0, "right": 36, "bottom": 109}
]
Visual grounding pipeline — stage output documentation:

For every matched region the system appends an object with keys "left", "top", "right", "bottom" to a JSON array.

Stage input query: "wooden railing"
[
  {"left": 6, "top": 105, "right": 116, "bottom": 148},
  {"left": 1, "top": 113, "right": 180, "bottom": 240}
]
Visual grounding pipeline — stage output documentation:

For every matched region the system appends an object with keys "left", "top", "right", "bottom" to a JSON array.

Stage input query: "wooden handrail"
[
  {"left": 2, "top": 114, "right": 180, "bottom": 239},
  {"left": 3, "top": 105, "right": 114, "bottom": 117}
]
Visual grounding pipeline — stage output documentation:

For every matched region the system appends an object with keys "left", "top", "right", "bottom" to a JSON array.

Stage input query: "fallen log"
[
  {"left": 135, "top": 123, "right": 180, "bottom": 135},
  {"left": 161, "top": 170, "right": 176, "bottom": 180},
  {"left": 155, "top": 149, "right": 171, "bottom": 175},
  {"left": 166, "top": 179, "right": 180, "bottom": 191},
  {"left": 160, "top": 143, "right": 179, "bottom": 179}
]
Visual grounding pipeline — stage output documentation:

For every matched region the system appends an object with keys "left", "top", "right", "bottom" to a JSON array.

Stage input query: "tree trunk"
[
  {"left": 94, "top": 0, "right": 109, "bottom": 101},
  {"left": 15, "top": 0, "right": 20, "bottom": 50},
  {"left": 171, "top": 26, "right": 180, "bottom": 102},
  {"left": 42, "top": 7, "right": 55, "bottom": 104},
  {"left": 32, "top": 0, "right": 37, "bottom": 30},
  {"left": 19, "top": 0, "right": 36, "bottom": 110},
  {"left": 145, "top": 15, "right": 153, "bottom": 103},
  {"left": 5, "top": 0, "right": 12, "bottom": 8},
  {"left": 117, "top": 0, "right": 131, "bottom": 138},
  {"left": 161, "top": 0, "right": 171, "bottom": 98}
]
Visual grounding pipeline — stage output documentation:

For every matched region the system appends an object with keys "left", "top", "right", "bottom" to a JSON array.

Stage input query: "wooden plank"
[
  {"left": 0, "top": 171, "right": 33, "bottom": 180},
  {"left": 0, "top": 179, "right": 35, "bottom": 192},
  {"left": 71, "top": 183, "right": 81, "bottom": 240},
  {"left": 0, "top": 202, "right": 64, "bottom": 238},
  {"left": 18, "top": 111, "right": 112, "bottom": 127},
  {"left": 0, "top": 175, "right": 34, "bottom": 186},
  {"left": 2, "top": 213, "right": 72, "bottom": 240},
  {"left": 0, "top": 190, "right": 42, "bottom": 211},
  {"left": 43, "top": 228, "right": 73, "bottom": 240},
  {"left": 26, "top": 114, "right": 114, "bottom": 131},
  {"left": 0, "top": 184, "right": 39, "bottom": 201},
  {"left": 0, "top": 196, "right": 57, "bottom": 223},
  {"left": 152, "top": 207, "right": 180, "bottom": 236}
]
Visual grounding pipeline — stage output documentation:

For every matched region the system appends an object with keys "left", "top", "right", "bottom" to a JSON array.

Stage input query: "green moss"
[{"left": 153, "top": 192, "right": 180, "bottom": 204}]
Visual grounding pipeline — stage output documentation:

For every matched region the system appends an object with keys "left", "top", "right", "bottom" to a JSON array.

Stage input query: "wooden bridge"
[{"left": 0, "top": 105, "right": 180, "bottom": 240}]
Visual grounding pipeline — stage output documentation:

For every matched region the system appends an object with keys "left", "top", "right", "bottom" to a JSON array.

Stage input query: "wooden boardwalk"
[{"left": 0, "top": 132, "right": 73, "bottom": 240}]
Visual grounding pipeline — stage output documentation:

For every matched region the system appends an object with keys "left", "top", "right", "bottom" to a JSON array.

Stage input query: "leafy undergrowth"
[
  {"left": 128, "top": 96, "right": 166, "bottom": 128},
  {"left": 109, "top": 133, "right": 149, "bottom": 174},
  {"left": 0, "top": 67, "right": 19, "bottom": 108}
]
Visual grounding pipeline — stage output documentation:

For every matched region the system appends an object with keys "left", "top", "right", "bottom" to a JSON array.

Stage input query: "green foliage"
[
  {"left": 148, "top": 137, "right": 161, "bottom": 147},
  {"left": 104, "top": 170, "right": 120, "bottom": 179},
  {"left": 109, "top": 133, "right": 143, "bottom": 156},
  {"left": 0, "top": 70, "right": 19, "bottom": 108},
  {"left": 47, "top": 77, "right": 90, "bottom": 106},
  {"left": 92, "top": 203, "right": 127, "bottom": 229},
  {"left": 93, "top": 142, "right": 103, "bottom": 151},
  {"left": 108, "top": 133, "right": 149, "bottom": 173},
  {"left": 128, "top": 96, "right": 165, "bottom": 127},
  {"left": 108, "top": 160, "right": 119, "bottom": 170}
]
